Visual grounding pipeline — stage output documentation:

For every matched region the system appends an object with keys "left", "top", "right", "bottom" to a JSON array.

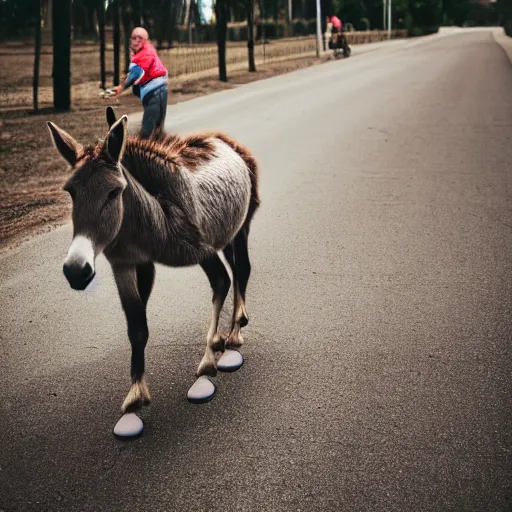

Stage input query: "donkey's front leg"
[{"left": 113, "top": 264, "right": 152, "bottom": 413}]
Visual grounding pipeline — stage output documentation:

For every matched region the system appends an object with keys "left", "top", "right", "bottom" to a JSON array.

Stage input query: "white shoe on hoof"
[
  {"left": 217, "top": 349, "right": 244, "bottom": 373},
  {"left": 187, "top": 376, "right": 216, "bottom": 404},
  {"left": 113, "top": 413, "right": 144, "bottom": 439}
]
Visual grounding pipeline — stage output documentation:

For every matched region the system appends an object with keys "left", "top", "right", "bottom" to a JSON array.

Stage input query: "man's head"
[{"left": 130, "top": 27, "right": 149, "bottom": 52}]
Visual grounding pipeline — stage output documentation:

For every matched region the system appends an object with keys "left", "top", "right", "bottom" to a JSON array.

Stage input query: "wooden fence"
[{"left": 0, "top": 30, "right": 408, "bottom": 109}]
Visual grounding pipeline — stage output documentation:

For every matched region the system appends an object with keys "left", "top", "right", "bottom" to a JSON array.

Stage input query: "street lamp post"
[
  {"left": 315, "top": 0, "right": 322, "bottom": 57},
  {"left": 387, "top": 0, "right": 392, "bottom": 40}
]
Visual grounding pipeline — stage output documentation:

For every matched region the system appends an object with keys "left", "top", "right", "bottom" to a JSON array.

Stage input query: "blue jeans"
[{"left": 140, "top": 84, "right": 168, "bottom": 139}]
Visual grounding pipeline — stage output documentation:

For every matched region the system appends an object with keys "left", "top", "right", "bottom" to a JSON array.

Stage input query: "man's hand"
[{"left": 112, "top": 85, "right": 123, "bottom": 97}]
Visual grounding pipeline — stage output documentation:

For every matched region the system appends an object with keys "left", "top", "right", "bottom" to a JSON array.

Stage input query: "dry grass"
[{"left": 0, "top": 37, "right": 319, "bottom": 110}]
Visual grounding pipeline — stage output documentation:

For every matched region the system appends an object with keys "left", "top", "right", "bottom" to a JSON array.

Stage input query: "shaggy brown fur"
[
  {"left": 76, "top": 129, "right": 261, "bottom": 227},
  {"left": 124, "top": 134, "right": 216, "bottom": 171},
  {"left": 205, "top": 132, "right": 261, "bottom": 227},
  {"left": 76, "top": 134, "right": 214, "bottom": 171}
]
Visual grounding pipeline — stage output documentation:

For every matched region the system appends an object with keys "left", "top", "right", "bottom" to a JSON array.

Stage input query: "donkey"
[{"left": 47, "top": 106, "right": 260, "bottom": 413}]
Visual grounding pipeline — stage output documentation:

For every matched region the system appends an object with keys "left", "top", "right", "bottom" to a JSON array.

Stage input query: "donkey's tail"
[{"left": 213, "top": 133, "right": 261, "bottom": 226}]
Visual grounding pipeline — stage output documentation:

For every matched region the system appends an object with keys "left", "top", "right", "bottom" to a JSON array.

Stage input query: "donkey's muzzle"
[{"left": 63, "top": 261, "right": 96, "bottom": 291}]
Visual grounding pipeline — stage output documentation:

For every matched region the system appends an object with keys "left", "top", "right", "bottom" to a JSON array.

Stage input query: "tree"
[
  {"left": 33, "top": 0, "right": 43, "bottom": 113},
  {"left": 98, "top": 0, "right": 107, "bottom": 89},
  {"left": 247, "top": 0, "right": 256, "bottom": 72},
  {"left": 497, "top": 0, "right": 512, "bottom": 35},
  {"left": 52, "top": 0, "right": 72, "bottom": 110},
  {"left": 122, "top": 1, "right": 132, "bottom": 74},
  {"left": 215, "top": 0, "right": 230, "bottom": 81},
  {"left": 112, "top": 0, "right": 121, "bottom": 85}
]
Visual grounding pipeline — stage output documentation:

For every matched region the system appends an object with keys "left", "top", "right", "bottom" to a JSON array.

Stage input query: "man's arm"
[{"left": 114, "top": 63, "right": 145, "bottom": 96}]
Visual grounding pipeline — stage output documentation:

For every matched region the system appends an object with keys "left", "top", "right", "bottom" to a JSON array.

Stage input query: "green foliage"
[
  {"left": 0, "top": 0, "right": 504, "bottom": 41},
  {"left": 497, "top": 0, "right": 512, "bottom": 35},
  {"left": 0, "top": 0, "right": 40, "bottom": 37}
]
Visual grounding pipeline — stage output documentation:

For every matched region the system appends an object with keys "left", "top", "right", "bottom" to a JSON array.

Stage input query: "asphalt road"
[{"left": 1, "top": 29, "right": 511, "bottom": 512}]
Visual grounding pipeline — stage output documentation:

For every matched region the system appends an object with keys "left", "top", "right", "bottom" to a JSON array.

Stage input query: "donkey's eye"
[{"left": 107, "top": 187, "right": 122, "bottom": 201}]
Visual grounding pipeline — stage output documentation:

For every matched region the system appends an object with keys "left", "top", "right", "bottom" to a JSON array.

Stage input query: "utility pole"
[
  {"left": 387, "top": 0, "right": 391, "bottom": 39},
  {"left": 383, "top": 0, "right": 386, "bottom": 30},
  {"left": 315, "top": 0, "right": 321, "bottom": 57},
  {"left": 260, "top": 0, "right": 266, "bottom": 63},
  {"left": 288, "top": 0, "right": 292, "bottom": 37}
]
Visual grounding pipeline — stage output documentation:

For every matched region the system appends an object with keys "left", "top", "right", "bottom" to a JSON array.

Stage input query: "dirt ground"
[
  {"left": 0, "top": 37, "right": 318, "bottom": 110},
  {"left": 0, "top": 55, "right": 330, "bottom": 253}
]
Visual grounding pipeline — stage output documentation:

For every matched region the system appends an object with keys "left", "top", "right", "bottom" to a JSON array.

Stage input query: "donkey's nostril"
[{"left": 81, "top": 262, "right": 93, "bottom": 278}]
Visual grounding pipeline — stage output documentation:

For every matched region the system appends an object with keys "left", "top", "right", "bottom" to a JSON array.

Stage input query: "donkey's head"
[{"left": 47, "top": 111, "right": 128, "bottom": 291}]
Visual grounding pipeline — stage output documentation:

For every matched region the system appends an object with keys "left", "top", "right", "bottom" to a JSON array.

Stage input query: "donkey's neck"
[
  {"left": 121, "top": 147, "right": 179, "bottom": 197},
  {"left": 106, "top": 153, "right": 214, "bottom": 266},
  {"left": 106, "top": 166, "right": 168, "bottom": 263}
]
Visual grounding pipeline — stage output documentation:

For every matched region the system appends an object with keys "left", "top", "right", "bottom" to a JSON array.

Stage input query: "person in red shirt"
[
  {"left": 328, "top": 15, "right": 343, "bottom": 31},
  {"left": 326, "top": 15, "right": 343, "bottom": 46},
  {"left": 114, "top": 27, "right": 169, "bottom": 138}
]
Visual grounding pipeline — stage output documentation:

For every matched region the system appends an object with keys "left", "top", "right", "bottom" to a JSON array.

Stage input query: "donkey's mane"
[
  {"left": 80, "top": 132, "right": 216, "bottom": 173},
  {"left": 127, "top": 133, "right": 216, "bottom": 171}
]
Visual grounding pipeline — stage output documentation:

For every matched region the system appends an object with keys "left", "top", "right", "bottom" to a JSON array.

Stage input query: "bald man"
[{"left": 114, "top": 27, "right": 169, "bottom": 138}]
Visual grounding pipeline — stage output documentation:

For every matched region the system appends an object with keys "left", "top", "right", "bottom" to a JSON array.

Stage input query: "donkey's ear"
[
  {"left": 47, "top": 122, "right": 83, "bottom": 167},
  {"left": 105, "top": 115, "right": 128, "bottom": 163},
  {"left": 106, "top": 106, "right": 117, "bottom": 128}
]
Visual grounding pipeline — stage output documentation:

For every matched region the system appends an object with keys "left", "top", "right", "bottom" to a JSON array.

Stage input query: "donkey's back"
[
  {"left": 120, "top": 129, "right": 260, "bottom": 262},
  {"left": 187, "top": 133, "right": 258, "bottom": 250}
]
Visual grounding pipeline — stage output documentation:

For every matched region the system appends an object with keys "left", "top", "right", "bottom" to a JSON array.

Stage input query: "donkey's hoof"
[
  {"left": 113, "top": 412, "right": 144, "bottom": 439},
  {"left": 187, "top": 376, "right": 216, "bottom": 404},
  {"left": 121, "top": 380, "right": 151, "bottom": 413},
  {"left": 217, "top": 349, "right": 244, "bottom": 373},
  {"left": 226, "top": 332, "right": 244, "bottom": 349}
]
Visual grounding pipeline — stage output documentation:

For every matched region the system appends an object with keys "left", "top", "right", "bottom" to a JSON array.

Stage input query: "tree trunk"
[
  {"left": 44, "top": 0, "right": 53, "bottom": 31},
  {"left": 167, "top": 0, "right": 178, "bottom": 48},
  {"left": 52, "top": 0, "right": 71, "bottom": 111},
  {"left": 98, "top": 0, "right": 106, "bottom": 89},
  {"left": 91, "top": 6, "right": 99, "bottom": 42},
  {"left": 70, "top": 0, "right": 75, "bottom": 40},
  {"left": 113, "top": 0, "right": 121, "bottom": 86},
  {"left": 259, "top": 0, "right": 266, "bottom": 61},
  {"left": 247, "top": 0, "right": 256, "bottom": 72},
  {"left": 33, "top": 0, "right": 42, "bottom": 113},
  {"left": 215, "top": 0, "right": 229, "bottom": 82},
  {"left": 122, "top": 2, "right": 131, "bottom": 74},
  {"left": 131, "top": 0, "right": 143, "bottom": 26},
  {"left": 187, "top": 0, "right": 193, "bottom": 44}
]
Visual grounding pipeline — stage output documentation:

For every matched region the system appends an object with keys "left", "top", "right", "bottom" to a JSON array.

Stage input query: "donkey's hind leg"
[
  {"left": 225, "top": 226, "right": 251, "bottom": 349},
  {"left": 196, "top": 253, "right": 231, "bottom": 377}
]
